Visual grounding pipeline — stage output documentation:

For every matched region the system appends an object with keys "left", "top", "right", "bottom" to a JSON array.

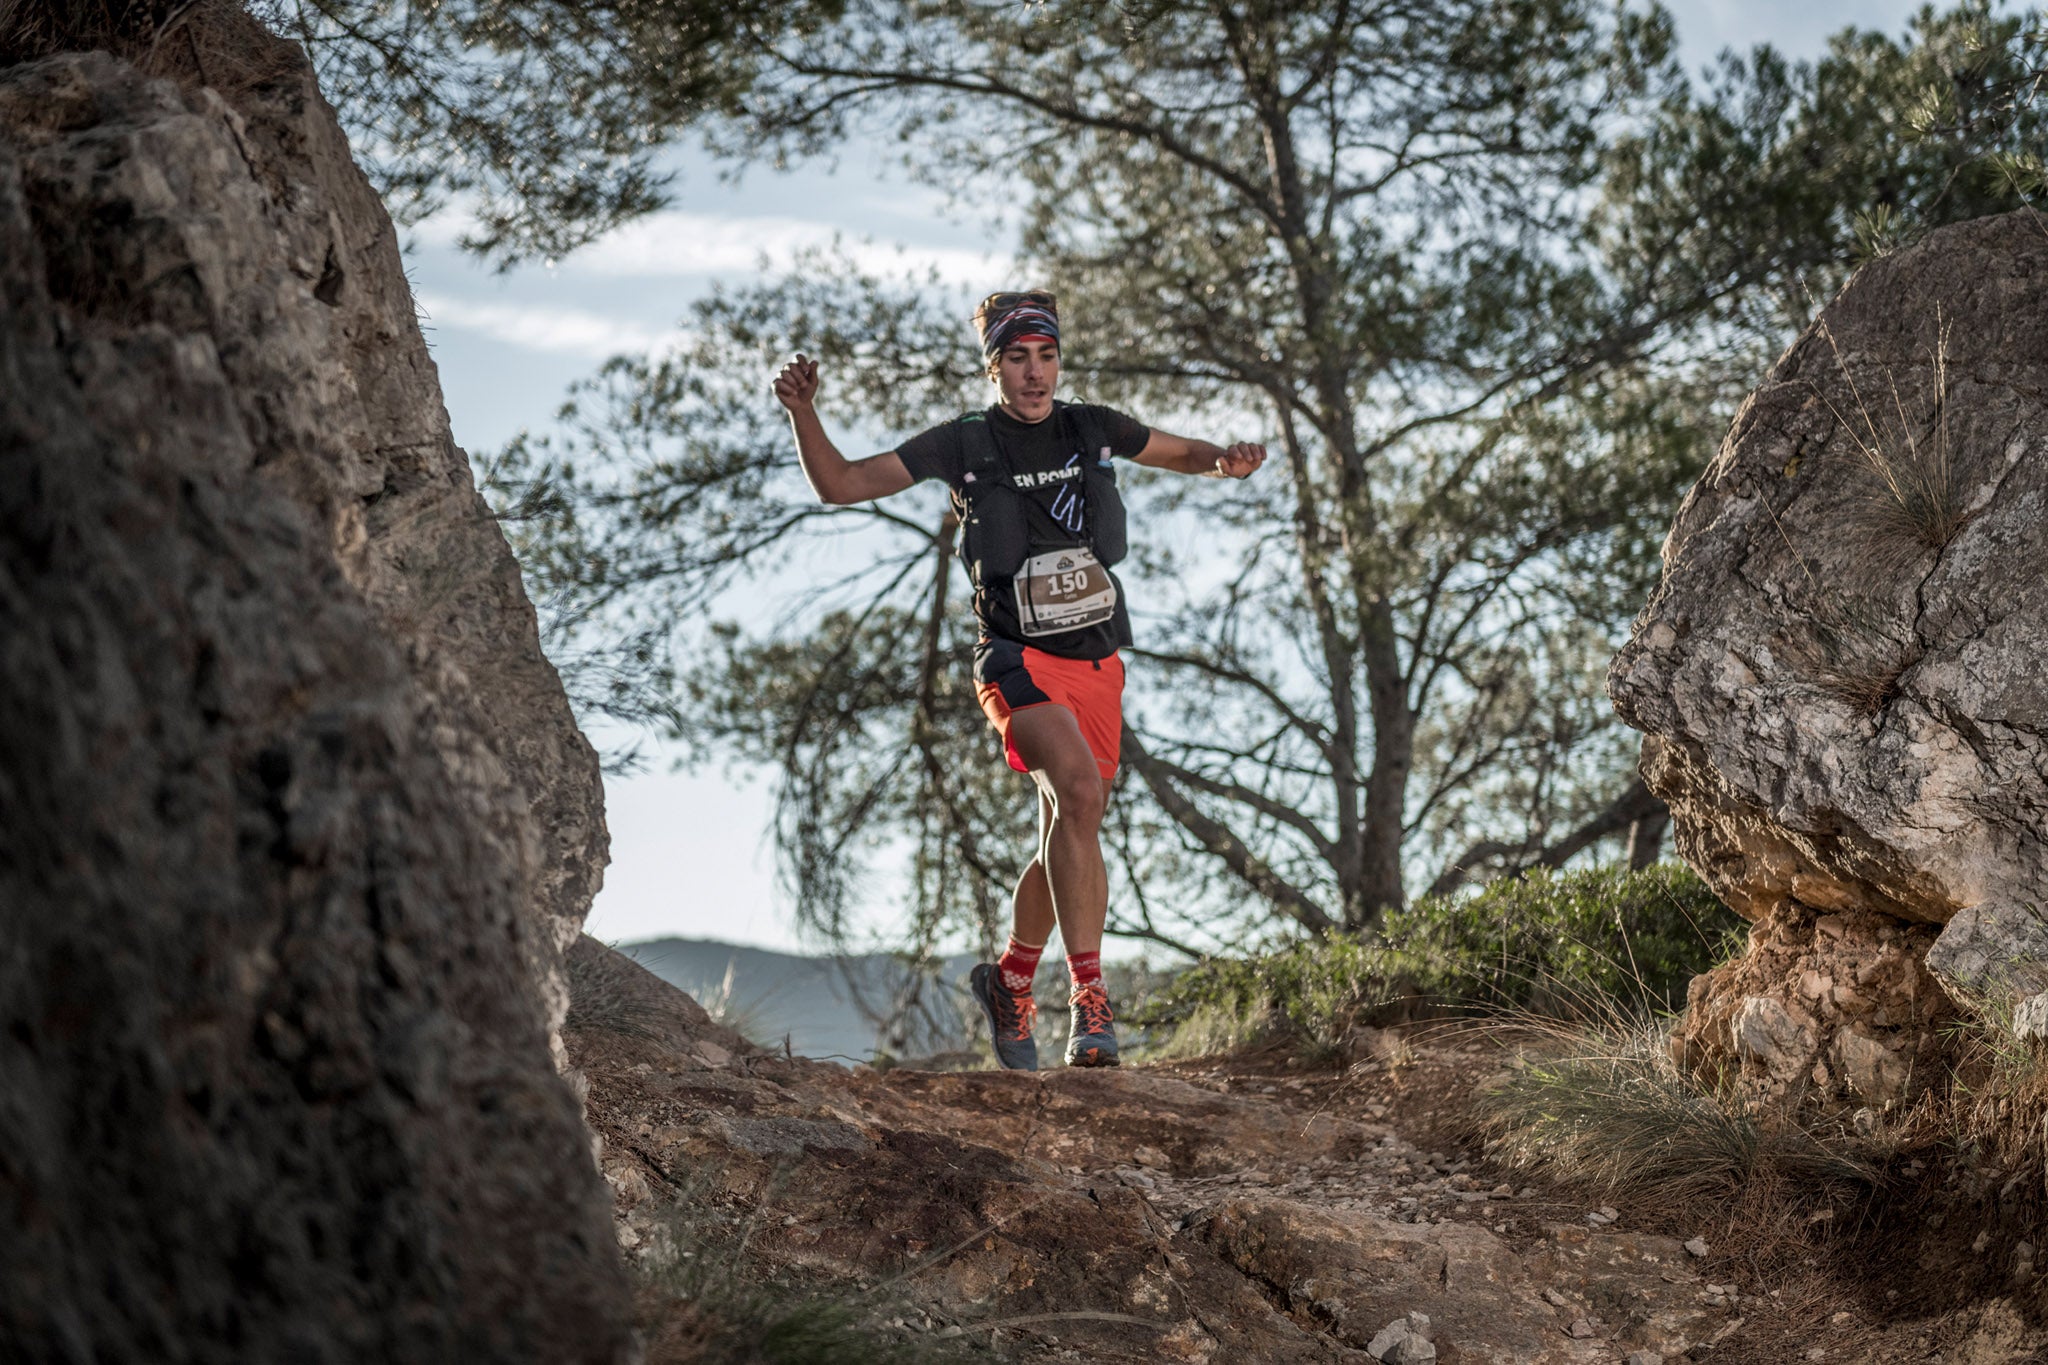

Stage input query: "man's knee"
[{"left": 1048, "top": 768, "right": 1106, "bottom": 830}]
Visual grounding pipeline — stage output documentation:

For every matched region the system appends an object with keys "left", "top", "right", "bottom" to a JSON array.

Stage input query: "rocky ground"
[{"left": 566, "top": 940, "right": 2048, "bottom": 1363}]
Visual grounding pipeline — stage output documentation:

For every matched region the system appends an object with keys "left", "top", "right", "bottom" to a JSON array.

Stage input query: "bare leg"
[
  {"left": 1006, "top": 705, "right": 1113, "bottom": 958},
  {"left": 1009, "top": 793, "right": 1057, "bottom": 950}
]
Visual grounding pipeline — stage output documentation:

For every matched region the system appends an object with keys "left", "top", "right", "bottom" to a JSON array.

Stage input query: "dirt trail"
[{"left": 570, "top": 940, "right": 1775, "bottom": 1362}]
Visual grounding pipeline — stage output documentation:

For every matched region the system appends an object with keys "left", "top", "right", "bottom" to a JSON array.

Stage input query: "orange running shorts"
[{"left": 972, "top": 639, "right": 1125, "bottom": 779}]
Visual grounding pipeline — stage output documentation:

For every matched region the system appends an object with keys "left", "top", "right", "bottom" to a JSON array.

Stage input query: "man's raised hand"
[
  {"left": 773, "top": 353, "right": 821, "bottom": 413},
  {"left": 1217, "top": 442, "right": 1267, "bottom": 479}
]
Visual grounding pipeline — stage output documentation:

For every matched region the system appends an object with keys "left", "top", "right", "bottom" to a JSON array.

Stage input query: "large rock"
[
  {"left": 6, "top": 15, "right": 607, "bottom": 1063},
  {"left": 0, "top": 37, "right": 628, "bottom": 1365},
  {"left": 1610, "top": 211, "right": 2048, "bottom": 1083}
]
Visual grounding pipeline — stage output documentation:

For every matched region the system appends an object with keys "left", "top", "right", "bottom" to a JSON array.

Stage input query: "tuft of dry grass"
[
  {"left": 0, "top": 0, "right": 300, "bottom": 102},
  {"left": 564, "top": 937, "right": 677, "bottom": 1044},
  {"left": 1889, "top": 982, "right": 2048, "bottom": 1172},
  {"left": 632, "top": 1193, "right": 981, "bottom": 1365},
  {"left": 1776, "top": 591, "right": 1922, "bottom": 715},
  {"left": 1811, "top": 309, "right": 1971, "bottom": 566},
  {"left": 1477, "top": 1014, "right": 1880, "bottom": 1204},
  {"left": 1763, "top": 310, "right": 1978, "bottom": 713}
]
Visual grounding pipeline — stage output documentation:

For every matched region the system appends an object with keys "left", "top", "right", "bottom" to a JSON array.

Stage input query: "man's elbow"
[{"left": 807, "top": 473, "right": 857, "bottom": 506}]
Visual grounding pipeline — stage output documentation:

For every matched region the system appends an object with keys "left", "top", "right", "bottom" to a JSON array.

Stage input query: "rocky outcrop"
[
  {"left": 0, "top": 36, "right": 626, "bottom": 1364},
  {"left": 8, "top": 12, "right": 606, "bottom": 1061},
  {"left": 1610, "top": 210, "right": 2048, "bottom": 1089},
  {"left": 1670, "top": 905, "right": 1956, "bottom": 1105}
]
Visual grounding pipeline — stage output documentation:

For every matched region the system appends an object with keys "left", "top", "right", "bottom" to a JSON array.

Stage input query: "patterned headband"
[{"left": 977, "top": 295, "right": 1061, "bottom": 363}]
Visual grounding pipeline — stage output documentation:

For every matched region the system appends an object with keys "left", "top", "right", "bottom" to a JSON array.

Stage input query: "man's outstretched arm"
[
  {"left": 1129, "top": 430, "right": 1267, "bottom": 479},
  {"left": 773, "top": 353, "right": 915, "bottom": 505}
]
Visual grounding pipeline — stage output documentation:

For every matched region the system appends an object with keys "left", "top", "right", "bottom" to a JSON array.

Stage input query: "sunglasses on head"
[{"left": 979, "top": 289, "right": 1058, "bottom": 313}]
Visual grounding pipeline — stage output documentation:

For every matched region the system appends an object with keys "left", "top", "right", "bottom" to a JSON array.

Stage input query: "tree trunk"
[
  {"left": 1351, "top": 599, "right": 1414, "bottom": 929},
  {"left": 1625, "top": 808, "right": 1669, "bottom": 870}
]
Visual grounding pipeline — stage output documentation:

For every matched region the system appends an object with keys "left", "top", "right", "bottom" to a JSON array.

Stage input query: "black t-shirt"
[{"left": 897, "top": 402, "right": 1150, "bottom": 659}]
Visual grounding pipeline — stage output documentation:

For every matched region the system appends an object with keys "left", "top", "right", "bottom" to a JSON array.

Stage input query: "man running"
[{"left": 773, "top": 289, "right": 1265, "bottom": 1070}]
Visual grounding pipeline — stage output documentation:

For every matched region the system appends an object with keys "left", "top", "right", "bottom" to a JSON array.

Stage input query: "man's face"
[{"left": 993, "top": 338, "right": 1059, "bottom": 422}]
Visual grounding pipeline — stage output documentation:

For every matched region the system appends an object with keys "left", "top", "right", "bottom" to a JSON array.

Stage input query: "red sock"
[
  {"left": 997, "top": 937, "right": 1045, "bottom": 995},
  {"left": 1066, "top": 950, "right": 1103, "bottom": 993}
]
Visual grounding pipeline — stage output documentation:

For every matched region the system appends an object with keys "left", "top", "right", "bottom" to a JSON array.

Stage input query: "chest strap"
[{"left": 954, "top": 404, "right": 1128, "bottom": 585}]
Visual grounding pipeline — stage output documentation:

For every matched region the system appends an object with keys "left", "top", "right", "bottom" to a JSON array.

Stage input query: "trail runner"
[{"left": 773, "top": 290, "right": 1265, "bottom": 1070}]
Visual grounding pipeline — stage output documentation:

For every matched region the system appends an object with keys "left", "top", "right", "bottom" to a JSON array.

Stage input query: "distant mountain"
[{"left": 616, "top": 937, "right": 981, "bottom": 1063}]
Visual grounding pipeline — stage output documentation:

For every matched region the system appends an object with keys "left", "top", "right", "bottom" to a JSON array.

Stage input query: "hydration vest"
[{"left": 955, "top": 401, "right": 1128, "bottom": 590}]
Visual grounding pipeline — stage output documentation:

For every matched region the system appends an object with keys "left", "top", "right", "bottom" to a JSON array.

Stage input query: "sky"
[{"left": 401, "top": 0, "right": 1940, "bottom": 953}]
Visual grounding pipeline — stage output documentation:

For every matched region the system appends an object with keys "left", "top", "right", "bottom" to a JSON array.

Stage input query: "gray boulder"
[
  {"left": 0, "top": 33, "right": 628, "bottom": 1365},
  {"left": 1368, "top": 1311, "right": 1439, "bottom": 1362},
  {"left": 1611, "top": 210, "right": 2048, "bottom": 1076}
]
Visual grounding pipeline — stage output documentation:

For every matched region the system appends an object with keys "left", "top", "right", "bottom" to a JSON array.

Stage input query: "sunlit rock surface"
[{"left": 1610, "top": 210, "right": 2048, "bottom": 1088}]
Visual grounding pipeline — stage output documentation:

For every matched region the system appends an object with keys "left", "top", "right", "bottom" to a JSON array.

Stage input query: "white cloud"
[
  {"left": 403, "top": 203, "right": 486, "bottom": 252},
  {"left": 563, "top": 209, "right": 1001, "bottom": 284},
  {"left": 408, "top": 199, "right": 1002, "bottom": 286},
  {"left": 414, "top": 292, "right": 673, "bottom": 358}
]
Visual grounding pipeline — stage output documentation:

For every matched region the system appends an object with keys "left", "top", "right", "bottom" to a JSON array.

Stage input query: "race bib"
[{"left": 1014, "top": 546, "right": 1117, "bottom": 638}]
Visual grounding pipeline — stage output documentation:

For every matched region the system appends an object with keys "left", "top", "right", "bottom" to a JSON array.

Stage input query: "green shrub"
[
  {"left": 1136, "top": 863, "right": 1742, "bottom": 1056},
  {"left": 1388, "top": 862, "right": 1742, "bottom": 1015}
]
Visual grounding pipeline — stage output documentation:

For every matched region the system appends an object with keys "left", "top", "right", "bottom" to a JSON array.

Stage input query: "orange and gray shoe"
[
  {"left": 969, "top": 963, "right": 1039, "bottom": 1071},
  {"left": 1065, "top": 982, "right": 1120, "bottom": 1068}
]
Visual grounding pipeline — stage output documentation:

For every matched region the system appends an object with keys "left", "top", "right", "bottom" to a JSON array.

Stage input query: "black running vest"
[{"left": 954, "top": 401, "right": 1129, "bottom": 591}]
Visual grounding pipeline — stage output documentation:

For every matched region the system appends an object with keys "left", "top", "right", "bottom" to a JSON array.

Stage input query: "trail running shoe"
[
  {"left": 1065, "top": 982, "right": 1120, "bottom": 1068},
  {"left": 969, "top": 963, "right": 1039, "bottom": 1071}
]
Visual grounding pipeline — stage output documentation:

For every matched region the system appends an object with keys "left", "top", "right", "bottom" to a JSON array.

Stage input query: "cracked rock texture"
[
  {"left": 0, "top": 36, "right": 626, "bottom": 1363},
  {"left": 1609, "top": 210, "right": 2048, "bottom": 1085}
]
